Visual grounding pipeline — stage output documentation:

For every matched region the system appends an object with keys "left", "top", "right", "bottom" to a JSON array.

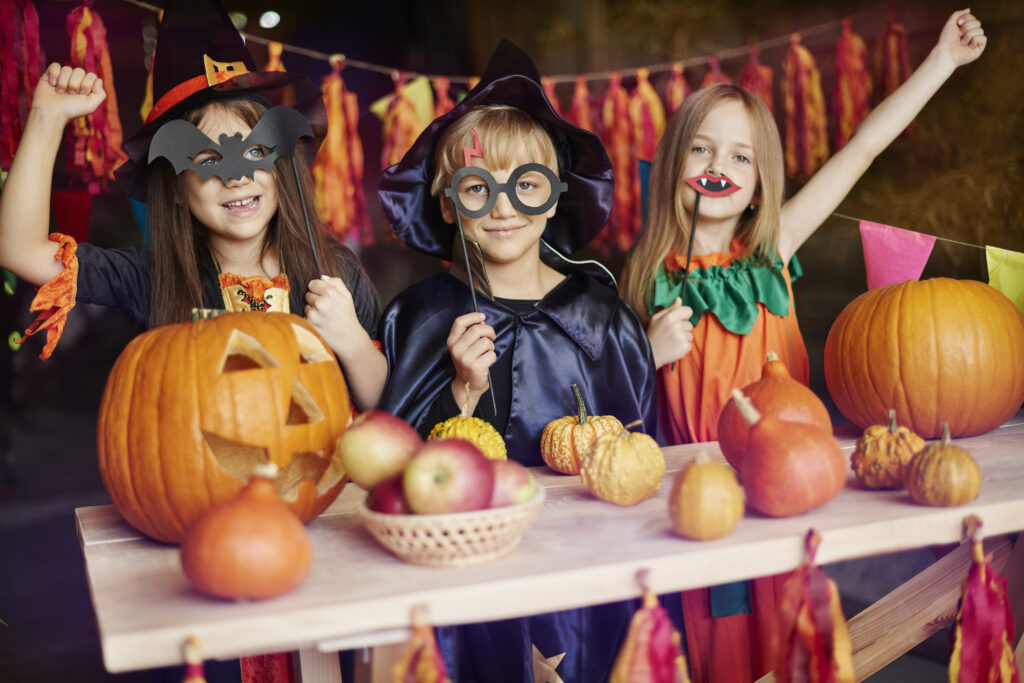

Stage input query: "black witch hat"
[
  {"left": 376, "top": 40, "right": 613, "bottom": 261},
  {"left": 114, "top": 0, "right": 325, "bottom": 201}
]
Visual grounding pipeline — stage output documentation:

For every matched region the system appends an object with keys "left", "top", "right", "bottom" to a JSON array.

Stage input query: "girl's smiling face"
[
  {"left": 680, "top": 99, "right": 759, "bottom": 224},
  {"left": 185, "top": 105, "right": 279, "bottom": 245}
]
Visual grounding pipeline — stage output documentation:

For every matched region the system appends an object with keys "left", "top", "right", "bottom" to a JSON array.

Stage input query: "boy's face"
[{"left": 441, "top": 156, "right": 559, "bottom": 269}]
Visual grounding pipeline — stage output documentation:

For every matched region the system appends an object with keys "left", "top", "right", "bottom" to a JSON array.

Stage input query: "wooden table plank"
[{"left": 77, "top": 414, "right": 1024, "bottom": 673}]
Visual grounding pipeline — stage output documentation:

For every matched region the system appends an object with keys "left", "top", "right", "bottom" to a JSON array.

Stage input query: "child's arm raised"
[
  {"left": 778, "top": 9, "right": 986, "bottom": 262},
  {"left": 0, "top": 63, "right": 106, "bottom": 285}
]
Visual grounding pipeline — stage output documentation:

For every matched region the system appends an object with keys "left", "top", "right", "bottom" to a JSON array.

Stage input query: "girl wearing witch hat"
[
  {"left": 0, "top": 0, "right": 386, "bottom": 411},
  {"left": 377, "top": 40, "right": 671, "bottom": 680}
]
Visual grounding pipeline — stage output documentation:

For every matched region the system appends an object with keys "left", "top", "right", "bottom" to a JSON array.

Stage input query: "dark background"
[{"left": 1, "top": 0, "right": 1022, "bottom": 680}]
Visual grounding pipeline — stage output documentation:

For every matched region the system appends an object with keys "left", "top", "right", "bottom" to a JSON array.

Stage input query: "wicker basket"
[{"left": 358, "top": 489, "right": 545, "bottom": 567}]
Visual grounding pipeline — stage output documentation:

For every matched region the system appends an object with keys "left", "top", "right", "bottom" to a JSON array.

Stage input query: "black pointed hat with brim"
[
  {"left": 376, "top": 39, "right": 613, "bottom": 260},
  {"left": 114, "top": 0, "right": 326, "bottom": 201}
]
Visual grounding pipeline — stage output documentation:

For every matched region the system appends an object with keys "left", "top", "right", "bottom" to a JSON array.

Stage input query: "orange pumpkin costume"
[{"left": 650, "top": 238, "right": 807, "bottom": 683}]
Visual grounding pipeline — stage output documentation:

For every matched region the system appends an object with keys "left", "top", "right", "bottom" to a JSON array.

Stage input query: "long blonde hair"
[{"left": 621, "top": 84, "right": 784, "bottom": 325}]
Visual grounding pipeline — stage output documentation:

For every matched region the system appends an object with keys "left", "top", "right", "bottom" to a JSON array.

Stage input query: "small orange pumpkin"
[
  {"left": 904, "top": 423, "right": 981, "bottom": 507},
  {"left": 668, "top": 451, "right": 745, "bottom": 540},
  {"left": 180, "top": 463, "right": 313, "bottom": 600},
  {"left": 580, "top": 421, "right": 665, "bottom": 506},
  {"left": 540, "top": 383, "right": 623, "bottom": 474},
  {"left": 850, "top": 409, "right": 925, "bottom": 490}
]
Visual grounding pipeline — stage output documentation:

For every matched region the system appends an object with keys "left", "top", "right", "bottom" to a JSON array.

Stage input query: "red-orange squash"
[
  {"left": 97, "top": 311, "right": 352, "bottom": 543},
  {"left": 732, "top": 389, "right": 847, "bottom": 517},
  {"left": 717, "top": 351, "right": 832, "bottom": 472},
  {"left": 824, "top": 278, "right": 1024, "bottom": 439}
]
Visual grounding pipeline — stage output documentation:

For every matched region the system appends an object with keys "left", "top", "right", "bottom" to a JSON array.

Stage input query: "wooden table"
[{"left": 77, "top": 413, "right": 1024, "bottom": 682}]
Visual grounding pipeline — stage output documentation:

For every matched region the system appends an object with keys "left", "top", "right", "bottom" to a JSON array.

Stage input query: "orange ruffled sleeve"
[{"left": 19, "top": 233, "right": 79, "bottom": 360}]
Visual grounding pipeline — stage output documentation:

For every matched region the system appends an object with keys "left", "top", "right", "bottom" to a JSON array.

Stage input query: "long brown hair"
[
  {"left": 146, "top": 98, "right": 347, "bottom": 327},
  {"left": 621, "top": 84, "right": 784, "bottom": 325}
]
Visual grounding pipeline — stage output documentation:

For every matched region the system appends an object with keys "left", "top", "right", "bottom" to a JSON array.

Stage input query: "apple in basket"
[
  {"left": 489, "top": 459, "right": 538, "bottom": 508},
  {"left": 402, "top": 439, "right": 495, "bottom": 514},
  {"left": 338, "top": 410, "right": 423, "bottom": 490},
  {"left": 366, "top": 472, "right": 411, "bottom": 514}
]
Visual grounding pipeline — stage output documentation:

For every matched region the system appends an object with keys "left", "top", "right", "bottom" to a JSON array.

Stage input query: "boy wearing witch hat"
[
  {"left": 0, "top": 0, "right": 385, "bottom": 410},
  {"left": 377, "top": 40, "right": 666, "bottom": 679}
]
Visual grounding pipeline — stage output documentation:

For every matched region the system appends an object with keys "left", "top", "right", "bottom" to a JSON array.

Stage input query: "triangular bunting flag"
[
  {"left": 986, "top": 245, "right": 1024, "bottom": 316},
  {"left": 859, "top": 220, "right": 936, "bottom": 290}
]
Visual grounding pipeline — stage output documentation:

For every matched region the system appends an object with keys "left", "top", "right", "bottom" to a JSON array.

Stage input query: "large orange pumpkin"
[
  {"left": 824, "top": 278, "right": 1024, "bottom": 439},
  {"left": 97, "top": 311, "right": 352, "bottom": 543}
]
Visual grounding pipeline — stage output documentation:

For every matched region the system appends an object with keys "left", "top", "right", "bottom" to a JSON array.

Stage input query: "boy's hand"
[
  {"left": 447, "top": 312, "right": 496, "bottom": 403},
  {"left": 646, "top": 298, "right": 694, "bottom": 369},
  {"left": 32, "top": 63, "right": 107, "bottom": 123},
  {"left": 936, "top": 10, "right": 986, "bottom": 67}
]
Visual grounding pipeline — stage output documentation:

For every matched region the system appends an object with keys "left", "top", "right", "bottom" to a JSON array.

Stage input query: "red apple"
[
  {"left": 402, "top": 439, "right": 495, "bottom": 514},
  {"left": 366, "top": 473, "right": 410, "bottom": 514},
  {"left": 337, "top": 410, "right": 423, "bottom": 490},
  {"left": 488, "top": 459, "right": 538, "bottom": 508}
]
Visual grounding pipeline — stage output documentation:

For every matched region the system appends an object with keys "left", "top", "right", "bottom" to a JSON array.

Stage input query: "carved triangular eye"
[
  {"left": 203, "top": 432, "right": 269, "bottom": 481},
  {"left": 286, "top": 378, "right": 325, "bottom": 425},
  {"left": 276, "top": 451, "right": 329, "bottom": 501},
  {"left": 290, "top": 323, "right": 333, "bottom": 364},
  {"left": 220, "top": 330, "right": 281, "bottom": 372}
]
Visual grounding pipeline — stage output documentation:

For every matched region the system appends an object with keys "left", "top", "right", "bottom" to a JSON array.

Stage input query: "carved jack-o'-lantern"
[{"left": 97, "top": 311, "right": 352, "bottom": 543}]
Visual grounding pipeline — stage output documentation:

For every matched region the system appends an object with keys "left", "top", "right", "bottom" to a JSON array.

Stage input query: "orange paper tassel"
[
  {"left": 666, "top": 63, "right": 690, "bottom": 115},
  {"left": 394, "top": 614, "right": 451, "bottom": 683},
  {"left": 610, "top": 579, "right": 691, "bottom": 683},
  {"left": 432, "top": 76, "right": 455, "bottom": 118},
  {"left": 701, "top": 56, "right": 732, "bottom": 88},
  {"left": 834, "top": 18, "right": 872, "bottom": 150},
  {"left": 773, "top": 530, "right": 854, "bottom": 683},
  {"left": 782, "top": 33, "right": 829, "bottom": 181},
  {"left": 949, "top": 516, "right": 1021, "bottom": 683},
  {"left": 627, "top": 67, "right": 666, "bottom": 250},
  {"left": 541, "top": 76, "right": 564, "bottom": 117},
  {"left": 65, "top": 0, "right": 128, "bottom": 194},
  {"left": 380, "top": 73, "right": 421, "bottom": 170},
  {"left": 568, "top": 75, "right": 594, "bottom": 132},
  {"left": 311, "top": 55, "right": 371, "bottom": 245},
  {"left": 0, "top": 0, "right": 42, "bottom": 171},
  {"left": 739, "top": 45, "right": 774, "bottom": 114},
  {"left": 600, "top": 72, "right": 634, "bottom": 255},
  {"left": 874, "top": 4, "right": 912, "bottom": 102},
  {"left": 263, "top": 41, "right": 286, "bottom": 72}
]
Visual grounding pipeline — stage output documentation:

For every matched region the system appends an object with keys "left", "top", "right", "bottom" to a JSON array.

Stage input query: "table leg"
[{"left": 293, "top": 648, "right": 342, "bottom": 683}]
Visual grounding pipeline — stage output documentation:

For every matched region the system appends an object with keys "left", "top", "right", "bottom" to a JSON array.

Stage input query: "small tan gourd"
[
  {"left": 904, "top": 423, "right": 981, "bottom": 507},
  {"left": 668, "top": 452, "right": 745, "bottom": 540},
  {"left": 580, "top": 421, "right": 665, "bottom": 506}
]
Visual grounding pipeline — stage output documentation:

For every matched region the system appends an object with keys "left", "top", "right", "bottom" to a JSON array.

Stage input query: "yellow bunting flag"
[
  {"left": 782, "top": 33, "right": 828, "bottom": 181},
  {"left": 986, "top": 245, "right": 1024, "bottom": 316}
]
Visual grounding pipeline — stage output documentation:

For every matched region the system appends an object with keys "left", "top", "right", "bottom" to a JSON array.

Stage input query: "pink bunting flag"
[
  {"left": 986, "top": 245, "right": 1024, "bottom": 316},
  {"left": 859, "top": 220, "right": 936, "bottom": 290}
]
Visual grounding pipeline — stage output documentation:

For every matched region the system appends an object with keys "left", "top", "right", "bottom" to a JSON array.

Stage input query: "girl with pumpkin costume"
[
  {"left": 0, "top": 0, "right": 386, "bottom": 411},
  {"left": 619, "top": 9, "right": 986, "bottom": 683}
]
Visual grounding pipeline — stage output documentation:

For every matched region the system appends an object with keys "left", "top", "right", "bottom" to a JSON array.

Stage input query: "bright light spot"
[{"left": 259, "top": 11, "right": 281, "bottom": 29}]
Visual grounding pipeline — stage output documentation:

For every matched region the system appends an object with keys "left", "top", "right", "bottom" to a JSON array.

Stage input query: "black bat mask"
[{"left": 148, "top": 105, "right": 314, "bottom": 185}]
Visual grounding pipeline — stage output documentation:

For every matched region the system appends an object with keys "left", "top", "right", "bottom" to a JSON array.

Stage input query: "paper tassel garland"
[
  {"left": 311, "top": 55, "right": 371, "bottom": 245},
  {"left": 858, "top": 220, "right": 936, "bottom": 290},
  {"left": 378, "top": 73, "right": 424, "bottom": 170},
  {"left": 949, "top": 516, "right": 1021, "bottom": 683},
  {"left": 394, "top": 612, "right": 451, "bottom": 683},
  {"left": 739, "top": 46, "right": 774, "bottom": 114},
  {"left": 432, "top": 76, "right": 455, "bottom": 118},
  {"left": 610, "top": 576, "right": 691, "bottom": 683},
  {"left": 0, "top": 0, "right": 42, "bottom": 171},
  {"left": 773, "top": 529, "right": 854, "bottom": 683},
  {"left": 701, "top": 56, "right": 732, "bottom": 88},
  {"left": 601, "top": 73, "right": 634, "bottom": 254},
  {"left": 666, "top": 63, "right": 689, "bottom": 115},
  {"left": 833, "top": 18, "right": 872, "bottom": 150},
  {"left": 568, "top": 75, "right": 594, "bottom": 132},
  {"left": 782, "top": 33, "right": 829, "bottom": 181},
  {"left": 65, "top": 0, "right": 129, "bottom": 194},
  {"left": 542, "top": 76, "right": 564, "bottom": 117},
  {"left": 874, "top": 4, "right": 912, "bottom": 102},
  {"left": 986, "top": 245, "right": 1024, "bottom": 316}
]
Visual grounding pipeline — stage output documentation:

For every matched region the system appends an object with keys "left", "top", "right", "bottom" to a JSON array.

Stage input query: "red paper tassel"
[
  {"left": 542, "top": 76, "right": 564, "bottom": 117},
  {"left": 432, "top": 76, "right": 455, "bottom": 118},
  {"left": 949, "top": 516, "right": 1021, "bottom": 683},
  {"left": 610, "top": 578, "right": 691, "bottom": 683},
  {"left": 773, "top": 530, "right": 854, "bottom": 683},
  {"left": 700, "top": 56, "right": 732, "bottom": 88},
  {"left": 568, "top": 75, "right": 594, "bottom": 132},
  {"left": 739, "top": 45, "right": 774, "bottom": 114},
  {"left": 380, "top": 73, "right": 421, "bottom": 170},
  {"left": 666, "top": 63, "right": 690, "bottom": 115},
  {"left": 833, "top": 18, "right": 872, "bottom": 150},
  {"left": 627, "top": 67, "right": 666, "bottom": 250},
  {"left": 311, "top": 56, "right": 371, "bottom": 246},
  {"left": 240, "top": 653, "right": 293, "bottom": 683},
  {"left": 0, "top": 0, "right": 42, "bottom": 171},
  {"left": 65, "top": 0, "right": 128, "bottom": 194},
  {"left": 600, "top": 72, "right": 633, "bottom": 256},
  {"left": 782, "top": 33, "right": 829, "bottom": 181}
]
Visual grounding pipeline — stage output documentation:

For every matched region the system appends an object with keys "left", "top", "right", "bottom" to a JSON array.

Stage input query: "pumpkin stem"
[
  {"left": 765, "top": 350, "right": 780, "bottom": 363},
  {"left": 730, "top": 388, "right": 762, "bottom": 426},
  {"left": 623, "top": 418, "right": 643, "bottom": 432},
  {"left": 887, "top": 409, "right": 898, "bottom": 433},
  {"left": 941, "top": 422, "right": 951, "bottom": 445},
  {"left": 571, "top": 383, "right": 589, "bottom": 425}
]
